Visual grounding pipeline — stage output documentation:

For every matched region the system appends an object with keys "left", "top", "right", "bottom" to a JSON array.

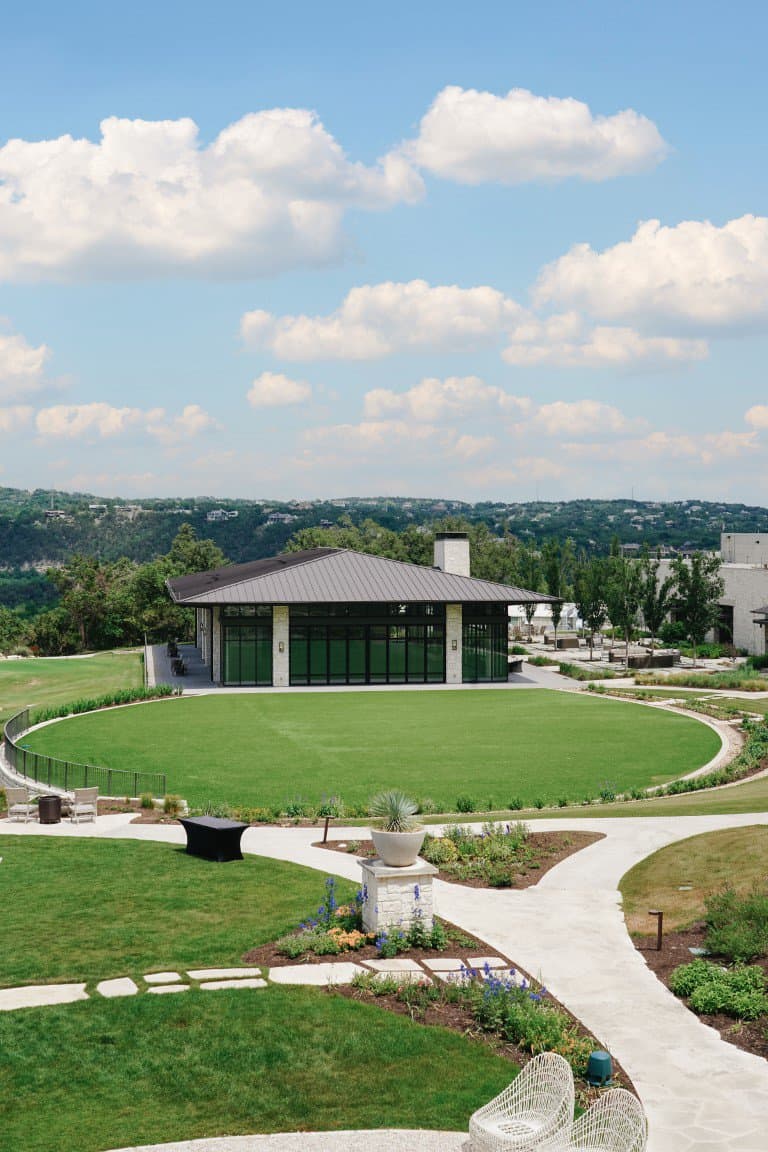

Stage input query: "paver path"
[{"left": 5, "top": 812, "right": 768, "bottom": 1150}]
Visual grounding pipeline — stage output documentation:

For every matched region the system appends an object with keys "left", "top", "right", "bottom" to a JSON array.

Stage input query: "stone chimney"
[{"left": 433, "top": 532, "right": 470, "bottom": 577}]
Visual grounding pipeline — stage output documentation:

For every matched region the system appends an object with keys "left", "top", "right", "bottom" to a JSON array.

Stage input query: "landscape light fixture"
[
  {"left": 586, "top": 1050, "right": 613, "bottom": 1087},
  {"left": 648, "top": 909, "right": 664, "bottom": 951}
]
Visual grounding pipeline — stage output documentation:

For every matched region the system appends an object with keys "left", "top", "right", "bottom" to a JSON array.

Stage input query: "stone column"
[
  {"left": 360, "top": 858, "right": 439, "bottom": 935},
  {"left": 212, "top": 606, "right": 222, "bottom": 683},
  {"left": 446, "top": 603, "right": 462, "bottom": 683},
  {"left": 272, "top": 605, "right": 289, "bottom": 687}
]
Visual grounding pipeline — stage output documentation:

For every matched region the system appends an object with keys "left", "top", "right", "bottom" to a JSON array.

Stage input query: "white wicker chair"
[
  {"left": 6, "top": 786, "right": 38, "bottom": 823},
  {"left": 538, "top": 1087, "right": 647, "bottom": 1151},
  {"left": 469, "top": 1052, "right": 575, "bottom": 1151},
  {"left": 70, "top": 787, "right": 98, "bottom": 824}
]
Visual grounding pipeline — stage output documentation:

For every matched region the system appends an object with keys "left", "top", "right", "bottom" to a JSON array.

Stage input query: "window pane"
[
  {"left": 223, "top": 629, "right": 241, "bottom": 683},
  {"left": 406, "top": 624, "right": 425, "bottom": 682},
  {"left": 388, "top": 624, "right": 406, "bottom": 681},
  {"left": 309, "top": 625, "right": 328, "bottom": 683},
  {"left": 256, "top": 631, "right": 273, "bottom": 685},
  {"left": 290, "top": 626, "right": 308, "bottom": 684},
  {"left": 329, "top": 626, "right": 347, "bottom": 683},
  {"left": 369, "top": 625, "right": 387, "bottom": 682},
  {"left": 348, "top": 626, "right": 366, "bottom": 682}
]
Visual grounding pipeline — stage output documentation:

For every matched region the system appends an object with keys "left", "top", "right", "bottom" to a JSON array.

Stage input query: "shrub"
[
  {"left": 139, "top": 792, "right": 154, "bottom": 810},
  {"left": 599, "top": 782, "right": 617, "bottom": 803},
  {"left": 558, "top": 662, "right": 615, "bottom": 681},
  {"left": 749, "top": 654, "right": 768, "bottom": 670},
  {"left": 29, "top": 685, "right": 178, "bottom": 726},
  {"left": 533, "top": 797, "right": 545, "bottom": 810},
  {"left": 455, "top": 794, "right": 476, "bottom": 813},
  {"left": 317, "top": 795, "right": 345, "bottom": 819},
  {"left": 507, "top": 796, "right": 524, "bottom": 811},
  {"left": 670, "top": 958, "right": 768, "bottom": 1020},
  {"left": 0, "top": 788, "right": 6, "bottom": 814},
  {"left": 509, "top": 644, "right": 527, "bottom": 655},
  {"left": 705, "top": 886, "right": 768, "bottom": 963},
  {"left": 421, "top": 836, "right": 459, "bottom": 866},
  {"left": 163, "top": 794, "right": 183, "bottom": 816},
  {"left": 369, "top": 789, "right": 419, "bottom": 832}
]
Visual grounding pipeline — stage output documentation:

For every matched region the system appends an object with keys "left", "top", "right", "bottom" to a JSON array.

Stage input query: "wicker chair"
[
  {"left": 70, "top": 787, "right": 98, "bottom": 824},
  {"left": 469, "top": 1052, "right": 574, "bottom": 1151},
  {"left": 538, "top": 1088, "right": 647, "bottom": 1152},
  {"left": 6, "top": 786, "right": 38, "bottom": 823}
]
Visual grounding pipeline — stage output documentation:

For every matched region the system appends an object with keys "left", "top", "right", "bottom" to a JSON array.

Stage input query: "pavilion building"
[{"left": 166, "top": 532, "right": 554, "bottom": 688}]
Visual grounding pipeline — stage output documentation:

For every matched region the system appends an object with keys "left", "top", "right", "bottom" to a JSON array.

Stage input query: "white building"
[{"left": 657, "top": 532, "right": 768, "bottom": 655}]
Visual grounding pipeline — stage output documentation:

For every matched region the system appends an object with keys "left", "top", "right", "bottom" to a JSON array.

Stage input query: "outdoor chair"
[
  {"left": 537, "top": 1087, "right": 647, "bottom": 1152},
  {"left": 70, "top": 787, "right": 98, "bottom": 824},
  {"left": 469, "top": 1052, "right": 574, "bottom": 1151},
  {"left": 6, "top": 786, "right": 38, "bottom": 823}
]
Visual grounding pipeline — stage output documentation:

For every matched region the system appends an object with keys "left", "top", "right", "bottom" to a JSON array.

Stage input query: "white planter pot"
[{"left": 370, "top": 827, "right": 426, "bottom": 867}]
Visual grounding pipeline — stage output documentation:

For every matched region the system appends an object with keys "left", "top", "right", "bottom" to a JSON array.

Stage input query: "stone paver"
[
  {"left": 144, "top": 971, "right": 182, "bottom": 984},
  {"left": 421, "top": 957, "right": 465, "bottom": 971},
  {"left": 466, "top": 956, "right": 506, "bottom": 969},
  {"left": 97, "top": 977, "right": 139, "bottom": 998},
  {"left": 361, "top": 958, "right": 424, "bottom": 972},
  {"left": 148, "top": 985, "right": 190, "bottom": 995},
  {"left": 187, "top": 967, "right": 263, "bottom": 980},
  {"left": 0, "top": 983, "right": 88, "bottom": 1011},
  {"left": 199, "top": 978, "right": 267, "bottom": 991},
  {"left": 267, "top": 963, "right": 365, "bottom": 986}
]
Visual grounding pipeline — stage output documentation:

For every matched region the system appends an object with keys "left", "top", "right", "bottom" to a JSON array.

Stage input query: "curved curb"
[{"left": 106, "top": 1130, "right": 468, "bottom": 1151}]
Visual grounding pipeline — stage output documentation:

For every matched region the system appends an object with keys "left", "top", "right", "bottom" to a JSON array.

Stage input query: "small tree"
[
  {"left": 670, "top": 553, "right": 725, "bottom": 665},
  {"left": 543, "top": 539, "right": 566, "bottom": 649},
  {"left": 573, "top": 557, "right": 608, "bottom": 660},
  {"left": 605, "top": 556, "right": 643, "bottom": 667},
  {"left": 517, "top": 543, "right": 542, "bottom": 640},
  {"left": 639, "top": 556, "right": 674, "bottom": 650}
]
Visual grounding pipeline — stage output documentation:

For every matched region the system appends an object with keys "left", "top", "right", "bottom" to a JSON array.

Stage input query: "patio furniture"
[
  {"left": 38, "top": 794, "right": 62, "bottom": 824},
  {"left": 70, "top": 787, "right": 98, "bottom": 824},
  {"left": 469, "top": 1052, "right": 574, "bottom": 1151},
  {"left": 6, "top": 787, "right": 38, "bottom": 823},
  {"left": 179, "top": 816, "right": 248, "bottom": 862},
  {"left": 538, "top": 1087, "right": 647, "bottom": 1151}
]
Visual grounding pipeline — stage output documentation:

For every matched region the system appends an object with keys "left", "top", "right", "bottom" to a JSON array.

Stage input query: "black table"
[
  {"left": 38, "top": 795, "right": 62, "bottom": 824},
  {"left": 179, "top": 816, "right": 248, "bottom": 862}
]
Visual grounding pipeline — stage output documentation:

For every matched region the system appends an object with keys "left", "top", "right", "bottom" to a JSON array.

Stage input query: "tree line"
[{"left": 0, "top": 517, "right": 725, "bottom": 659}]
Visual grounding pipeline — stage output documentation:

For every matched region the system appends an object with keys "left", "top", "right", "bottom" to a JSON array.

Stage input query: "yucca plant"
[{"left": 368, "top": 789, "right": 419, "bottom": 833}]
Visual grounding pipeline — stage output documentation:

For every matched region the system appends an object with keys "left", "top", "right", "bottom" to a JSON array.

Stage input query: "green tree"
[
  {"left": 542, "top": 539, "right": 569, "bottom": 646},
  {"left": 639, "top": 555, "right": 674, "bottom": 650},
  {"left": 670, "top": 553, "right": 725, "bottom": 665},
  {"left": 517, "top": 542, "right": 542, "bottom": 639},
  {"left": 0, "top": 605, "right": 26, "bottom": 653},
  {"left": 573, "top": 556, "right": 608, "bottom": 660},
  {"left": 605, "top": 556, "right": 643, "bottom": 666}
]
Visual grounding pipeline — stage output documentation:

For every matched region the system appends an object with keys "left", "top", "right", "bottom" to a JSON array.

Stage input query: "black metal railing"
[{"left": 3, "top": 708, "right": 166, "bottom": 798}]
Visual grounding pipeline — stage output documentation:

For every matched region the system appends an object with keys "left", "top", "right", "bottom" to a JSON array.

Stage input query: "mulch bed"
[
  {"left": 244, "top": 921, "right": 632, "bottom": 1100},
  {"left": 315, "top": 830, "right": 605, "bottom": 889},
  {"left": 633, "top": 923, "right": 768, "bottom": 1061}
]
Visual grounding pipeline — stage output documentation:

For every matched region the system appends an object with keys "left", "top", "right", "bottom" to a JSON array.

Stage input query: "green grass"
[
  {"left": 0, "top": 835, "right": 356, "bottom": 986},
  {"left": 22, "top": 689, "right": 721, "bottom": 811},
  {"left": 0, "top": 650, "right": 142, "bottom": 733},
  {"left": 620, "top": 825, "right": 768, "bottom": 935},
  {"left": 636, "top": 669, "right": 768, "bottom": 691},
  {"left": 0, "top": 990, "right": 517, "bottom": 1152},
  {"left": 716, "top": 697, "right": 768, "bottom": 717},
  {"left": 526, "top": 772, "right": 768, "bottom": 818}
]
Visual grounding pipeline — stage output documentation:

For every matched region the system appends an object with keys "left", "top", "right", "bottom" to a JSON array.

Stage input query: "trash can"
[{"left": 38, "top": 795, "right": 62, "bottom": 825}]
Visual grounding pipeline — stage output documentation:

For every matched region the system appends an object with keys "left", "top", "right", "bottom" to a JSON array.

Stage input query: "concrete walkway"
[{"left": 4, "top": 813, "right": 768, "bottom": 1150}]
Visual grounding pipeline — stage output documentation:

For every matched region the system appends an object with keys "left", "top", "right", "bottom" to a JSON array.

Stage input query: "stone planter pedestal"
[{"left": 360, "top": 857, "right": 439, "bottom": 935}]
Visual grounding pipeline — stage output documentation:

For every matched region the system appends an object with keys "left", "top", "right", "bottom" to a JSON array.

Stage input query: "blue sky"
[{"left": 1, "top": 0, "right": 766, "bottom": 502}]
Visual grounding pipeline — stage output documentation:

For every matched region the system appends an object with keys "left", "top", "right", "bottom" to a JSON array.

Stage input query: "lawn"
[
  {"left": 620, "top": 825, "right": 768, "bottom": 935},
  {"left": 21, "top": 688, "right": 721, "bottom": 811},
  {"left": 0, "top": 650, "right": 142, "bottom": 734},
  {"left": 0, "top": 990, "right": 516, "bottom": 1152},
  {"left": 0, "top": 835, "right": 356, "bottom": 987}
]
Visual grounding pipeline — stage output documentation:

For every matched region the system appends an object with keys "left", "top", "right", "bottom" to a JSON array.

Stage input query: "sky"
[{"left": 0, "top": 0, "right": 766, "bottom": 503}]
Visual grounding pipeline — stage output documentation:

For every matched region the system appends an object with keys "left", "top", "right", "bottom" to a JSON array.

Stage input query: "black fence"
[{"left": 3, "top": 708, "right": 167, "bottom": 798}]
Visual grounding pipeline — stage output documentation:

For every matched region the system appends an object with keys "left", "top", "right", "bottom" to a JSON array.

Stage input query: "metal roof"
[{"left": 167, "top": 547, "right": 555, "bottom": 606}]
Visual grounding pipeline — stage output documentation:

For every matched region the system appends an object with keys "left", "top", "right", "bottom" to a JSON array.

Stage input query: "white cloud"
[
  {"left": 305, "top": 419, "right": 438, "bottom": 451},
  {"left": 503, "top": 319, "right": 708, "bottom": 367},
  {"left": 0, "top": 405, "right": 33, "bottom": 433},
  {"left": 242, "top": 280, "right": 522, "bottom": 360},
  {"left": 0, "top": 331, "right": 50, "bottom": 399},
  {"left": 530, "top": 400, "right": 637, "bottom": 437},
  {"left": 0, "top": 112, "right": 423, "bottom": 281},
  {"left": 363, "top": 376, "right": 530, "bottom": 421},
  {"left": 563, "top": 429, "right": 759, "bottom": 464},
  {"left": 535, "top": 215, "right": 768, "bottom": 328},
  {"left": 745, "top": 405, "right": 768, "bottom": 430},
  {"left": 451, "top": 434, "right": 496, "bottom": 460},
  {"left": 147, "top": 404, "right": 220, "bottom": 445},
  {"left": 247, "top": 371, "right": 311, "bottom": 408},
  {"left": 35, "top": 401, "right": 218, "bottom": 442},
  {"left": 404, "top": 86, "right": 668, "bottom": 185}
]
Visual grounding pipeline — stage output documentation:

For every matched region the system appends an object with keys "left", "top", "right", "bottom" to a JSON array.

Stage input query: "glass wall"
[
  {"left": 289, "top": 605, "right": 445, "bottom": 685},
  {"left": 222, "top": 606, "right": 272, "bottom": 685},
  {"left": 462, "top": 606, "right": 508, "bottom": 682}
]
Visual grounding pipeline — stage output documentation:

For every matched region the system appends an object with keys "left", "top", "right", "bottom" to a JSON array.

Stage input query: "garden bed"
[
  {"left": 632, "top": 924, "right": 768, "bottom": 1061},
  {"left": 316, "top": 829, "right": 604, "bottom": 889}
]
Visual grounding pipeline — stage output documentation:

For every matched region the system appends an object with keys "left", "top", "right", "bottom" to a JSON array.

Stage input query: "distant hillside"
[{"left": 2, "top": 487, "right": 768, "bottom": 609}]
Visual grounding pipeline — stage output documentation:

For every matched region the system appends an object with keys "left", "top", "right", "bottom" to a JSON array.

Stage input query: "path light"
[
  {"left": 648, "top": 909, "right": 663, "bottom": 951},
  {"left": 586, "top": 1050, "right": 613, "bottom": 1086}
]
